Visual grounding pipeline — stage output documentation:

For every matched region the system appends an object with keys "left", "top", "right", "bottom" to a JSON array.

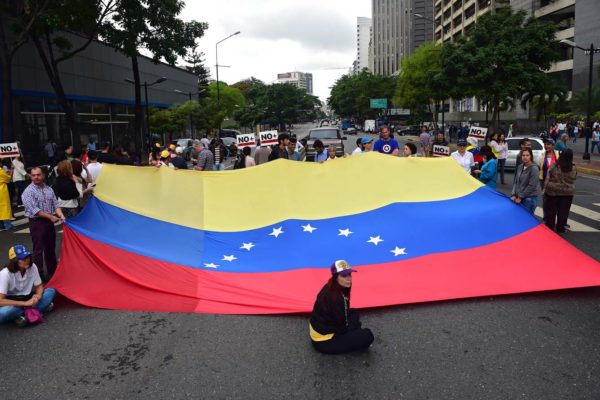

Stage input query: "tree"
[
  {"left": 328, "top": 70, "right": 396, "bottom": 122},
  {"left": 442, "top": 7, "right": 559, "bottom": 132},
  {"left": 570, "top": 87, "right": 600, "bottom": 115},
  {"left": 100, "top": 0, "right": 207, "bottom": 151},
  {"left": 521, "top": 79, "right": 568, "bottom": 126},
  {"left": 193, "top": 81, "right": 245, "bottom": 134},
  {"left": 183, "top": 44, "right": 210, "bottom": 94},
  {"left": 394, "top": 41, "right": 447, "bottom": 125},
  {"left": 0, "top": 0, "right": 52, "bottom": 140}
]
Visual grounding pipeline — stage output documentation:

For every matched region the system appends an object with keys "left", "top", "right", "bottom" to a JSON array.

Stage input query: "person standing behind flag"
[
  {"left": 511, "top": 148, "right": 539, "bottom": 215},
  {"left": 544, "top": 149, "right": 576, "bottom": 233},
  {"left": 22, "top": 167, "right": 66, "bottom": 280},
  {"left": 268, "top": 133, "right": 290, "bottom": 161},
  {"left": 373, "top": 127, "right": 399, "bottom": 156},
  {"left": 309, "top": 260, "right": 374, "bottom": 354},
  {"left": 451, "top": 139, "right": 474, "bottom": 173},
  {"left": 473, "top": 146, "right": 497, "bottom": 189}
]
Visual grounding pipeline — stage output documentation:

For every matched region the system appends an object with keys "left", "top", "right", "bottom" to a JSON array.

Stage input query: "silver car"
[{"left": 505, "top": 137, "right": 544, "bottom": 169}]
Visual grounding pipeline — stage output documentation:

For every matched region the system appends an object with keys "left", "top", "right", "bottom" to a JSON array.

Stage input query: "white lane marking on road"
[
  {"left": 594, "top": 203, "right": 600, "bottom": 208},
  {"left": 14, "top": 228, "right": 29, "bottom": 234},
  {"left": 12, "top": 218, "right": 29, "bottom": 227},
  {"left": 569, "top": 204, "right": 600, "bottom": 222},
  {"left": 534, "top": 207, "right": 599, "bottom": 232},
  {"left": 14, "top": 211, "right": 24, "bottom": 217}
]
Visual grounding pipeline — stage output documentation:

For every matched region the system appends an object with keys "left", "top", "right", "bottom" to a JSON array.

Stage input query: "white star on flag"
[
  {"left": 269, "top": 227, "right": 284, "bottom": 238},
  {"left": 240, "top": 242, "right": 255, "bottom": 251},
  {"left": 302, "top": 224, "right": 317, "bottom": 233},
  {"left": 367, "top": 236, "right": 384, "bottom": 246},
  {"left": 338, "top": 228, "right": 353, "bottom": 237},
  {"left": 204, "top": 263, "right": 219, "bottom": 268},
  {"left": 390, "top": 247, "right": 407, "bottom": 256},
  {"left": 222, "top": 255, "right": 237, "bottom": 262}
]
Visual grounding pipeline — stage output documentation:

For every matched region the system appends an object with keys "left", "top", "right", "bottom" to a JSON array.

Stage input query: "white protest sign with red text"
[
  {"left": 432, "top": 144, "right": 450, "bottom": 157},
  {"left": 468, "top": 126, "right": 488, "bottom": 140},
  {"left": 258, "top": 130, "right": 279, "bottom": 147},
  {"left": 0, "top": 142, "right": 19, "bottom": 157},
  {"left": 236, "top": 134, "right": 256, "bottom": 149}
]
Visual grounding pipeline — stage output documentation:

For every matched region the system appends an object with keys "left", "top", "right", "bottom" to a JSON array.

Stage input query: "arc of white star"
[
  {"left": 338, "top": 228, "right": 353, "bottom": 237},
  {"left": 222, "top": 255, "right": 237, "bottom": 262},
  {"left": 269, "top": 226, "right": 284, "bottom": 238},
  {"left": 367, "top": 236, "right": 384, "bottom": 246},
  {"left": 204, "top": 263, "right": 219, "bottom": 269},
  {"left": 240, "top": 242, "right": 255, "bottom": 251},
  {"left": 302, "top": 224, "right": 317, "bottom": 233},
  {"left": 390, "top": 247, "right": 407, "bottom": 256}
]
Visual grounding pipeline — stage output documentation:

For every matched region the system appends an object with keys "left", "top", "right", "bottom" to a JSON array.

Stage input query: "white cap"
[{"left": 175, "top": 146, "right": 183, "bottom": 154}]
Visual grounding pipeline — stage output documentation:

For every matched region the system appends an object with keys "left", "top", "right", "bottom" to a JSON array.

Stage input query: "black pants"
[
  {"left": 312, "top": 311, "right": 374, "bottom": 354},
  {"left": 545, "top": 195, "right": 573, "bottom": 233},
  {"left": 29, "top": 218, "right": 57, "bottom": 277}
]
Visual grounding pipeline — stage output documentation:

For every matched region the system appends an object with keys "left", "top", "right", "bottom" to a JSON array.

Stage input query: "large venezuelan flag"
[{"left": 49, "top": 153, "right": 600, "bottom": 314}]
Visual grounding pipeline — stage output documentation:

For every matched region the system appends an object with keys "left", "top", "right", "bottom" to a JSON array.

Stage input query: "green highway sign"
[{"left": 370, "top": 98, "right": 388, "bottom": 109}]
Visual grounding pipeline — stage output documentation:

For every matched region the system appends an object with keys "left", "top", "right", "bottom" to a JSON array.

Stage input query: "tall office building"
[
  {"left": 371, "top": 0, "right": 433, "bottom": 76},
  {"left": 433, "top": 0, "right": 599, "bottom": 123},
  {"left": 276, "top": 72, "right": 313, "bottom": 94},
  {"left": 353, "top": 17, "right": 372, "bottom": 74}
]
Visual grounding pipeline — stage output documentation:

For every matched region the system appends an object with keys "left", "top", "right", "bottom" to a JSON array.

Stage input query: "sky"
[{"left": 182, "top": 0, "right": 372, "bottom": 103}]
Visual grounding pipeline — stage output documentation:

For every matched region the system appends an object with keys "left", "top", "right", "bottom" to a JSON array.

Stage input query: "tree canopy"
[
  {"left": 442, "top": 7, "right": 559, "bottom": 131},
  {"left": 328, "top": 70, "right": 396, "bottom": 121}
]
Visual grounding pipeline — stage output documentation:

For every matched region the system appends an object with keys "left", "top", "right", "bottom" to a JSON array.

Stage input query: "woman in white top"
[
  {"left": 242, "top": 146, "right": 256, "bottom": 167},
  {"left": 403, "top": 143, "right": 418, "bottom": 157},
  {"left": 11, "top": 154, "right": 28, "bottom": 207},
  {"left": 451, "top": 139, "right": 475, "bottom": 174},
  {"left": 491, "top": 133, "right": 509, "bottom": 185}
]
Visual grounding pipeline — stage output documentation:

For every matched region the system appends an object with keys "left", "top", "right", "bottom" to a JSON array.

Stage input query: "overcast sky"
[{"left": 182, "top": 0, "right": 371, "bottom": 103}]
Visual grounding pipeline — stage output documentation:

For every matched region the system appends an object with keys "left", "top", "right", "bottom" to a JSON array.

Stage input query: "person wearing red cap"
[
  {"left": 309, "top": 260, "right": 374, "bottom": 354},
  {"left": 0, "top": 245, "right": 56, "bottom": 327}
]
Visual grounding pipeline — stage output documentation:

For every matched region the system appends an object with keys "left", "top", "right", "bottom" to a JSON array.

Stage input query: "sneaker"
[
  {"left": 15, "top": 316, "right": 28, "bottom": 327},
  {"left": 45, "top": 302, "right": 55, "bottom": 313}
]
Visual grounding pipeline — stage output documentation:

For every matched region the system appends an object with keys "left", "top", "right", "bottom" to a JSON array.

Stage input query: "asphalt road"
[{"left": 1, "top": 126, "right": 600, "bottom": 399}]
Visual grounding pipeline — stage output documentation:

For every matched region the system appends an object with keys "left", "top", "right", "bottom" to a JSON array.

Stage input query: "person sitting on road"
[
  {"left": 158, "top": 150, "right": 174, "bottom": 168},
  {"left": 313, "top": 140, "right": 328, "bottom": 163},
  {"left": 0, "top": 245, "right": 56, "bottom": 327},
  {"left": 309, "top": 260, "right": 374, "bottom": 354},
  {"left": 403, "top": 143, "right": 418, "bottom": 157}
]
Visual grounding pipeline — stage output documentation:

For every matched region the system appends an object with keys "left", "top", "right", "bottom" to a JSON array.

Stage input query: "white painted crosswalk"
[{"left": 10, "top": 211, "right": 63, "bottom": 234}]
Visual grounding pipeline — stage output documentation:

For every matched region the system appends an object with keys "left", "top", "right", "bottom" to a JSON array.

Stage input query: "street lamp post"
[
  {"left": 174, "top": 89, "right": 207, "bottom": 139},
  {"left": 125, "top": 76, "right": 167, "bottom": 155},
  {"left": 560, "top": 39, "right": 599, "bottom": 161},
  {"left": 415, "top": 13, "right": 445, "bottom": 136},
  {"left": 215, "top": 31, "right": 241, "bottom": 113}
]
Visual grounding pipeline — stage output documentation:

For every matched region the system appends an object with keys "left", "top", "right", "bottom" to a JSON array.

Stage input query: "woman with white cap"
[
  {"left": 309, "top": 260, "right": 374, "bottom": 354},
  {"left": 0, "top": 245, "right": 56, "bottom": 327}
]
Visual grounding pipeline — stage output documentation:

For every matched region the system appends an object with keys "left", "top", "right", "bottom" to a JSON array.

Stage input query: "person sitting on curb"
[{"left": 0, "top": 245, "right": 56, "bottom": 327}]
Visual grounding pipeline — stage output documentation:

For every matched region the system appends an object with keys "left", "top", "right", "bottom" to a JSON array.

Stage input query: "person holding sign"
[
  {"left": 309, "top": 260, "right": 374, "bottom": 354},
  {"left": 451, "top": 139, "right": 475, "bottom": 174},
  {"left": 473, "top": 146, "right": 497, "bottom": 189},
  {"left": 373, "top": 127, "right": 399, "bottom": 156},
  {"left": 429, "top": 132, "right": 448, "bottom": 157}
]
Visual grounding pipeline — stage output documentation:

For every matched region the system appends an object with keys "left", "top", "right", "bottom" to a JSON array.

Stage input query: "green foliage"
[
  {"left": 100, "top": 0, "right": 207, "bottom": 64},
  {"left": 192, "top": 81, "right": 246, "bottom": 132},
  {"left": 394, "top": 41, "right": 446, "bottom": 121},
  {"left": 521, "top": 78, "right": 568, "bottom": 122},
  {"left": 149, "top": 106, "right": 187, "bottom": 135},
  {"left": 442, "top": 7, "right": 559, "bottom": 129},
  {"left": 328, "top": 69, "right": 396, "bottom": 120},
  {"left": 570, "top": 86, "right": 600, "bottom": 114},
  {"left": 183, "top": 45, "right": 210, "bottom": 92}
]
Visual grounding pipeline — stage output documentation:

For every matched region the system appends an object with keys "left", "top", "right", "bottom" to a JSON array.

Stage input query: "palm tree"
[
  {"left": 521, "top": 84, "right": 568, "bottom": 127},
  {"left": 570, "top": 87, "right": 600, "bottom": 116}
]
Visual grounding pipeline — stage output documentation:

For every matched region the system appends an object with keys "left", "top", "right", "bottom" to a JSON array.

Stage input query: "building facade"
[
  {"left": 353, "top": 17, "right": 372, "bottom": 74},
  {"left": 1, "top": 20, "right": 198, "bottom": 164},
  {"left": 433, "top": 0, "right": 599, "bottom": 126},
  {"left": 275, "top": 72, "right": 314, "bottom": 94},
  {"left": 371, "top": 0, "right": 434, "bottom": 76}
]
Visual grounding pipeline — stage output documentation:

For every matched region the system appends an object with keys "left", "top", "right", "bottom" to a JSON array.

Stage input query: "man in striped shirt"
[{"left": 21, "top": 167, "right": 65, "bottom": 279}]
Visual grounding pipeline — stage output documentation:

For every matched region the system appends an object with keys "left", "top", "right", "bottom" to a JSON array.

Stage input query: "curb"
[{"left": 577, "top": 166, "right": 600, "bottom": 177}]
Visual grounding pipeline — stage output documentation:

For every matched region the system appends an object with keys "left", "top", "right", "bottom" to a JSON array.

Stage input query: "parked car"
[
  {"left": 505, "top": 137, "right": 544, "bottom": 169},
  {"left": 171, "top": 138, "right": 193, "bottom": 161},
  {"left": 341, "top": 120, "right": 357, "bottom": 135},
  {"left": 397, "top": 126, "right": 420, "bottom": 136},
  {"left": 301, "top": 127, "right": 347, "bottom": 161}
]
